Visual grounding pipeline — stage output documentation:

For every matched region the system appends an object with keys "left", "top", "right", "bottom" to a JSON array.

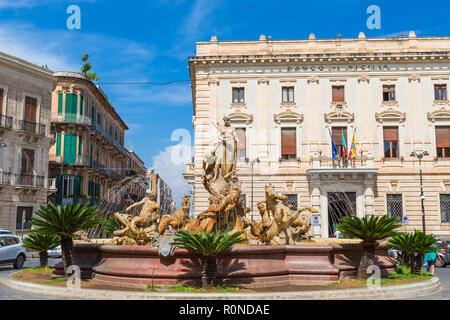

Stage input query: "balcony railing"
[
  {"left": 19, "top": 120, "right": 46, "bottom": 136},
  {"left": 310, "top": 156, "right": 374, "bottom": 169},
  {"left": 52, "top": 113, "right": 92, "bottom": 126},
  {"left": 0, "top": 171, "right": 11, "bottom": 185},
  {"left": 49, "top": 154, "right": 91, "bottom": 166},
  {"left": 90, "top": 123, "right": 124, "bottom": 154},
  {"left": 14, "top": 173, "right": 45, "bottom": 187},
  {"left": 0, "top": 115, "right": 13, "bottom": 129}
]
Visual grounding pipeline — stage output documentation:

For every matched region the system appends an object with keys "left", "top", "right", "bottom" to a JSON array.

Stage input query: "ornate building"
[
  {"left": 146, "top": 170, "right": 175, "bottom": 215},
  {"left": 48, "top": 72, "right": 129, "bottom": 206},
  {"left": 184, "top": 32, "right": 450, "bottom": 238},
  {"left": 0, "top": 52, "right": 56, "bottom": 234},
  {"left": 125, "top": 149, "right": 147, "bottom": 201}
]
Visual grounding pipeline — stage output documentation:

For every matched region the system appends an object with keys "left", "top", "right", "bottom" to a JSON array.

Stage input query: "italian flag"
[
  {"left": 342, "top": 130, "right": 347, "bottom": 158},
  {"left": 349, "top": 129, "right": 356, "bottom": 159}
]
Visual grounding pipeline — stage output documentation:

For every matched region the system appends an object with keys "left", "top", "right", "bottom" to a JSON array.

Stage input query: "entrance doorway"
[{"left": 328, "top": 192, "right": 356, "bottom": 237}]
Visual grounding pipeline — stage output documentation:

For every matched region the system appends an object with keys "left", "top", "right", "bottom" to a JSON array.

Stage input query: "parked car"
[
  {"left": 0, "top": 229, "right": 14, "bottom": 235},
  {"left": 435, "top": 240, "right": 450, "bottom": 268},
  {"left": 0, "top": 234, "right": 26, "bottom": 269},
  {"left": 47, "top": 246, "right": 62, "bottom": 258}
]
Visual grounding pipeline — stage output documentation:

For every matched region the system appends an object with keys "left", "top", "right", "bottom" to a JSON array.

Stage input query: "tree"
[
  {"left": 23, "top": 232, "right": 60, "bottom": 268},
  {"left": 30, "top": 203, "right": 104, "bottom": 276},
  {"left": 337, "top": 215, "right": 401, "bottom": 279},
  {"left": 171, "top": 229, "right": 245, "bottom": 288},
  {"left": 388, "top": 230, "right": 436, "bottom": 274},
  {"left": 81, "top": 53, "right": 100, "bottom": 81}
]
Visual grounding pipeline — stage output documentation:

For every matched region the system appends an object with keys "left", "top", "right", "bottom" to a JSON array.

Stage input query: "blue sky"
[{"left": 0, "top": 0, "right": 448, "bottom": 204}]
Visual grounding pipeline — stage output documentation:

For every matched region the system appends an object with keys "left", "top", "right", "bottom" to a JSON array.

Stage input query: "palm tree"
[
  {"left": 29, "top": 203, "right": 104, "bottom": 275},
  {"left": 387, "top": 232, "right": 415, "bottom": 268},
  {"left": 337, "top": 215, "right": 401, "bottom": 279},
  {"left": 171, "top": 229, "right": 245, "bottom": 289},
  {"left": 23, "top": 232, "right": 60, "bottom": 268},
  {"left": 410, "top": 231, "right": 436, "bottom": 274}
]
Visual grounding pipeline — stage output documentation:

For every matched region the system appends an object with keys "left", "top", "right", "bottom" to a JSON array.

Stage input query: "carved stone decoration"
[
  {"left": 227, "top": 111, "right": 253, "bottom": 125},
  {"left": 307, "top": 76, "right": 319, "bottom": 84},
  {"left": 357, "top": 74, "right": 370, "bottom": 83},
  {"left": 408, "top": 73, "right": 421, "bottom": 82},
  {"left": 427, "top": 108, "right": 450, "bottom": 122},
  {"left": 274, "top": 111, "right": 303, "bottom": 125},
  {"left": 375, "top": 108, "right": 406, "bottom": 123},
  {"left": 324, "top": 109, "right": 354, "bottom": 124}
]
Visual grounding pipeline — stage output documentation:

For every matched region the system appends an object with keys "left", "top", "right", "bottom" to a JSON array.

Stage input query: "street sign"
[
  {"left": 402, "top": 216, "right": 409, "bottom": 224},
  {"left": 313, "top": 216, "right": 320, "bottom": 225}
]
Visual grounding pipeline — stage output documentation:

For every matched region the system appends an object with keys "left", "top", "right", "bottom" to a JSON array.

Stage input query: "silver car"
[{"left": 0, "top": 234, "right": 26, "bottom": 269}]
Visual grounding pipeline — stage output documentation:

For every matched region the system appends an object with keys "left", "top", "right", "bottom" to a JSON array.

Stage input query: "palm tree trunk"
[
  {"left": 411, "top": 253, "right": 424, "bottom": 275},
  {"left": 39, "top": 250, "right": 48, "bottom": 268},
  {"left": 357, "top": 242, "right": 376, "bottom": 279},
  {"left": 61, "top": 236, "right": 75, "bottom": 276},
  {"left": 201, "top": 255, "right": 217, "bottom": 289}
]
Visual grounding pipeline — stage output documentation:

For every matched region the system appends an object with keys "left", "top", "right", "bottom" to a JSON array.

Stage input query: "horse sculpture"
[{"left": 158, "top": 194, "right": 191, "bottom": 235}]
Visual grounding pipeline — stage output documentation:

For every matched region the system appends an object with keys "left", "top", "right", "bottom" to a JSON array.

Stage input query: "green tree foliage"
[
  {"left": 171, "top": 230, "right": 245, "bottom": 288},
  {"left": 23, "top": 232, "right": 60, "bottom": 268},
  {"left": 80, "top": 53, "right": 100, "bottom": 81},
  {"left": 337, "top": 215, "right": 401, "bottom": 279}
]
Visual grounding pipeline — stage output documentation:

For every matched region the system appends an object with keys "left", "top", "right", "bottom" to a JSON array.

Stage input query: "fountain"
[{"left": 58, "top": 117, "right": 396, "bottom": 288}]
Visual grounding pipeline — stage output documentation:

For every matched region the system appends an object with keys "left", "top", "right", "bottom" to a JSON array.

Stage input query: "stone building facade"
[
  {"left": 0, "top": 52, "right": 56, "bottom": 234},
  {"left": 48, "top": 72, "right": 129, "bottom": 206},
  {"left": 146, "top": 171, "right": 175, "bottom": 215},
  {"left": 184, "top": 32, "right": 450, "bottom": 238},
  {"left": 125, "top": 149, "right": 147, "bottom": 201}
]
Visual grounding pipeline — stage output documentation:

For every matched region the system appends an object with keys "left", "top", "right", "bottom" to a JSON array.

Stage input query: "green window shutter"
[
  {"left": 63, "top": 133, "right": 77, "bottom": 164},
  {"left": 74, "top": 176, "right": 82, "bottom": 196},
  {"left": 56, "top": 133, "right": 61, "bottom": 156},
  {"left": 80, "top": 95, "right": 84, "bottom": 115},
  {"left": 65, "top": 93, "right": 71, "bottom": 113},
  {"left": 58, "top": 92, "right": 63, "bottom": 114},
  {"left": 78, "top": 135, "right": 83, "bottom": 155}
]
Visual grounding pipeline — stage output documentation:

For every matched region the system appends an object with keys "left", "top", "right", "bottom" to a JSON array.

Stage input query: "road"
[{"left": 0, "top": 257, "right": 449, "bottom": 299}]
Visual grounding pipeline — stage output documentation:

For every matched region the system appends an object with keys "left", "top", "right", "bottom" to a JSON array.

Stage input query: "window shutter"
[
  {"left": 436, "top": 127, "right": 450, "bottom": 148},
  {"left": 332, "top": 86, "right": 345, "bottom": 101},
  {"left": 78, "top": 135, "right": 83, "bottom": 155},
  {"left": 236, "top": 128, "right": 246, "bottom": 158},
  {"left": 58, "top": 92, "right": 63, "bottom": 114},
  {"left": 79, "top": 95, "right": 84, "bottom": 115},
  {"left": 332, "top": 127, "right": 347, "bottom": 145},
  {"left": 56, "top": 133, "right": 61, "bottom": 156},
  {"left": 383, "top": 127, "right": 399, "bottom": 140},
  {"left": 24, "top": 96, "right": 37, "bottom": 122},
  {"left": 281, "top": 128, "right": 296, "bottom": 156}
]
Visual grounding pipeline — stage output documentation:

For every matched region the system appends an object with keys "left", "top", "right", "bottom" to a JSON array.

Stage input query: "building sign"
[
  {"left": 402, "top": 216, "right": 409, "bottom": 224},
  {"left": 287, "top": 64, "right": 390, "bottom": 72}
]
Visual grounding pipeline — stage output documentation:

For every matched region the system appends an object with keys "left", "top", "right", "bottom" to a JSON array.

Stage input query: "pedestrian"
[{"left": 424, "top": 245, "right": 439, "bottom": 275}]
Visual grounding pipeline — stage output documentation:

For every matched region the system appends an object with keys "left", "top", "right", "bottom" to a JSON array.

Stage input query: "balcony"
[
  {"left": 0, "top": 171, "right": 11, "bottom": 185},
  {"left": 19, "top": 120, "right": 46, "bottom": 136},
  {"left": 49, "top": 154, "right": 91, "bottom": 166},
  {"left": 14, "top": 173, "right": 45, "bottom": 187},
  {"left": 0, "top": 115, "right": 13, "bottom": 129},
  {"left": 310, "top": 156, "right": 374, "bottom": 169},
  {"left": 52, "top": 113, "right": 92, "bottom": 126}
]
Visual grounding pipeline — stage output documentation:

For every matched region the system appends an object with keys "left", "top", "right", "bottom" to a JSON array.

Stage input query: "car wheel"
[
  {"left": 436, "top": 257, "right": 446, "bottom": 268},
  {"left": 13, "top": 254, "right": 25, "bottom": 269}
]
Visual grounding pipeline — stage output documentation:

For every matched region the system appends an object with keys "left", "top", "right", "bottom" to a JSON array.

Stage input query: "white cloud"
[{"left": 149, "top": 145, "right": 192, "bottom": 209}]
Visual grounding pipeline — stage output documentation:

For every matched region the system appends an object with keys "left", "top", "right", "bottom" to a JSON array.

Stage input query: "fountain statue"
[
  {"left": 158, "top": 194, "right": 191, "bottom": 235},
  {"left": 111, "top": 191, "right": 160, "bottom": 245}
]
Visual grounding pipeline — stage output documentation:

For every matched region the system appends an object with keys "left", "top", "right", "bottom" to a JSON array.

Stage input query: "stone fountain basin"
[{"left": 54, "top": 241, "right": 395, "bottom": 288}]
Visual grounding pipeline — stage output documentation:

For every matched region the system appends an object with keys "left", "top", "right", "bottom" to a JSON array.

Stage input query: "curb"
[{"left": 0, "top": 273, "right": 440, "bottom": 300}]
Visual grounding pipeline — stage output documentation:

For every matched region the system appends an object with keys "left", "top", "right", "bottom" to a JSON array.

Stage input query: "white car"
[
  {"left": 0, "top": 234, "right": 26, "bottom": 269},
  {"left": 47, "top": 246, "right": 62, "bottom": 258}
]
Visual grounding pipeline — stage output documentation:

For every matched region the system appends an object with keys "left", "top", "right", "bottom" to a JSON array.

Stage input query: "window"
[
  {"left": 436, "top": 126, "right": 450, "bottom": 158},
  {"left": 440, "top": 194, "right": 450, "bottom": 222},
  {"left": 383, "top": 127, "right": 399, "bottom": 158},
  {"left": 435, "top": 84, "right": 447, "bottom": 101},
  {"left": 283, "top": 194, "right": 298, "bottom": 210},
  {"left": 332, "top": 86, "right": 345, "bottom": 102},
  {"left": 281, "top": 127, "right": 296, "bottom": 159},
  {"left": 21, "top": 149, "right": 35, "bottom": 174},
  {"left": 24, "top": 96, "right": 37, "bottom": 122},
  {"left": 232, "top": 88, "right": 245, "bottom": 103},
  {"left": 236, "top": 128, "right": 246, "bottom": 159},
  {"left": 16, "top": 207, "right": 33, "bottom": 230},
  {"left": 282, "top": 87, "right": 294, "bottom": 103},
  {"left": 383, "top": 85, "right": 396, "bottom": 102},
  {"left": 387, "top": 194, "right": 403, "bottom": 220},
  {"left": 331, "top": 127, "right": 348, "bottom": 157}
]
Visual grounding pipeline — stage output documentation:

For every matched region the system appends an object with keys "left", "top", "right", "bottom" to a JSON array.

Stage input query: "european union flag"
[{"left": 328, "top": 128, "right": 338, "bottom": 159}]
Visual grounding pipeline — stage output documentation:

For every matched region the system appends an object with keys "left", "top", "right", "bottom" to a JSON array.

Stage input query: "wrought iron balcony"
[
  {"left": 0, "top": 115, "right": 12, "bottom": 129},
  {"left": 0, "top": 171, "right": 11, "bottom": 185},
  {"left": 19, "top": 120, "right": 46, "bottom": 136},
  {"left": 14, "top": 173, "right": 45, "bottom": 187}
]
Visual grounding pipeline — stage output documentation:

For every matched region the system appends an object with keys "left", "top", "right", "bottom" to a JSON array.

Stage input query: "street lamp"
[
  {"left": 245, "top": 157, "right": 260, "bottom": 223},
  {"left": 410, "top": 151, "right": 429, "bottom": 233}
]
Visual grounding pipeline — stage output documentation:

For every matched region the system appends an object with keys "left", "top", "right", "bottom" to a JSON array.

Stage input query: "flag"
[
  {"left": 328, "top": 128, "right": 338, "bottom": 159},
  {"left": 349, "top": 129, "right": 356, "bottom": 159},
  {"left": 342, "top": 129, "right": 347, "bottom": 158}
]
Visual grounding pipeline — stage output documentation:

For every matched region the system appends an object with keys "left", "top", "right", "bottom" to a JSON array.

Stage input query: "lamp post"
[
  {"left": 410, "top": 151, "right": 429, "bottom": 233},
  {"left": 245, "top": 157, "right": 260, "bottom": 223}
]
